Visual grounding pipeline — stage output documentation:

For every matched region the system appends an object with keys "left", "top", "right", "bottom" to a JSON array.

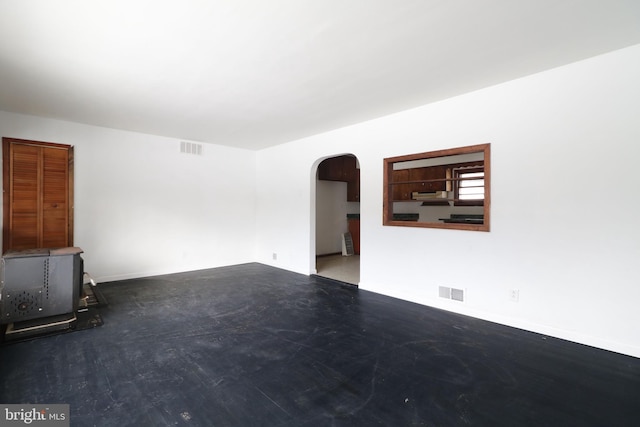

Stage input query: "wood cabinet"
[
  {"left": 2, "top": 138, "right": 74, "bottom": 253},
  {"left": 390, "top": 165, "right": 448, "bottom": 201},
  {"left": 412, "top": 166, "right": 448, "bottom": 192},
  {"left": 346, "top": 169, "right": 360, "bottom": 202},
  {"left": 318, "top": 156, "right": 351, "bottom": 181},
  {"left": 391, "top": 169, "right": 410, "bottom": 200},
  {"left": 318, "top": 155, "right": 359, "bottom": 202},
  {"left": 348, "top": 217, "right": 360, "bottom": 255}
]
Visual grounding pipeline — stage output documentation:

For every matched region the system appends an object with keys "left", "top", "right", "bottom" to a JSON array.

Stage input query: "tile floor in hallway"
[{"left": 315, "top": 254, "right": 359, "bottom": 285}]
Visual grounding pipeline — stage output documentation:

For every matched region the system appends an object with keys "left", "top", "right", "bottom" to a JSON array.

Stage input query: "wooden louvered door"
[{"left": 2, "top": 138, "right": 74, "bottom": 253}]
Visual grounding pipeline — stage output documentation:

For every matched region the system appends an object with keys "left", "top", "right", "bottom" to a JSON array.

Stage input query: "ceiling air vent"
[{"left": 180, "top": 141, "right": 203, "bottom": 156}]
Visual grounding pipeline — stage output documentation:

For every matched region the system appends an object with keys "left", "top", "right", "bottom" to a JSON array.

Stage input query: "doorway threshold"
[
  {"left": 311, "top": 274, "right": 358, "bottom": 288},
  {"left": 315, "top": 254, "right": 360, "bottom": 285}
]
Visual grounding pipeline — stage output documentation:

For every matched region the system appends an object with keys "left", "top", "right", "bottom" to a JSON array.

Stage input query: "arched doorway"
[{"left": 313, "top": 154, "right": 360, "bottom": 285}]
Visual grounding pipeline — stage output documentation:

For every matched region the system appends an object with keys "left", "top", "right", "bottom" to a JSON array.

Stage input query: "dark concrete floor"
[{"left": 1, "top": 263, "right": 639, "bottom": 426}]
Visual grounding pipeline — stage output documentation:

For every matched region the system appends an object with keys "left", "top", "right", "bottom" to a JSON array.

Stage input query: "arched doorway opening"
[{"left": 313, "top": 154, "right": 360, "bottom": 285}]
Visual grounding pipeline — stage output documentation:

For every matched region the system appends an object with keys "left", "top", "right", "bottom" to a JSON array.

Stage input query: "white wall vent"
[
  {"left": 439, "top": 286, "right": 465, "bottom": 302},
  {"left": 180, "top": 141, "right": 203, "bottom": 156}
]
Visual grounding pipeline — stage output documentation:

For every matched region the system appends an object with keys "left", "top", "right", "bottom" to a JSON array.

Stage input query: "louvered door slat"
[
  {"left": 8, "top": 144, "right": 40, "bottom": 250},
  {"left": 42, "top": 147, "right": 69, "bottom": 248}
]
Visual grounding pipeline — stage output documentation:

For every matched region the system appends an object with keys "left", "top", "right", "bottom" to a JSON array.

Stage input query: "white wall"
[
  {"left": 255, "top": 44, "right": 640, "bottom": 357},
  {"left": 0, "top": 111, "right": 257, "bottom": 281},
  {"left": 315, "top": 180, "right": 348, "bottom": 255}
]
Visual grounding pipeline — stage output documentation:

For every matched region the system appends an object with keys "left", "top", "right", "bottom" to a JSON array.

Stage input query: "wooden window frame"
[
  {"left": 383, "top": 143, "right": 490, "bottom": 231},
  {"left": 453, "top": 165, "right": 485, "bottom": 207}
]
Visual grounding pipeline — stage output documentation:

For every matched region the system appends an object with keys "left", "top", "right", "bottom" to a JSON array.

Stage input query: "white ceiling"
[{"left": 1, "top": 1, "right": 640, "bottom": 150}]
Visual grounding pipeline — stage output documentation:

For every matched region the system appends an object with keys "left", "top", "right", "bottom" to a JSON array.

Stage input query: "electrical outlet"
[
  {"left": 272, "top": 253, "right": 277, "bottom": 261},
  {"left": 510, "top": 289, "right": 519, "bottom": 302}
]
